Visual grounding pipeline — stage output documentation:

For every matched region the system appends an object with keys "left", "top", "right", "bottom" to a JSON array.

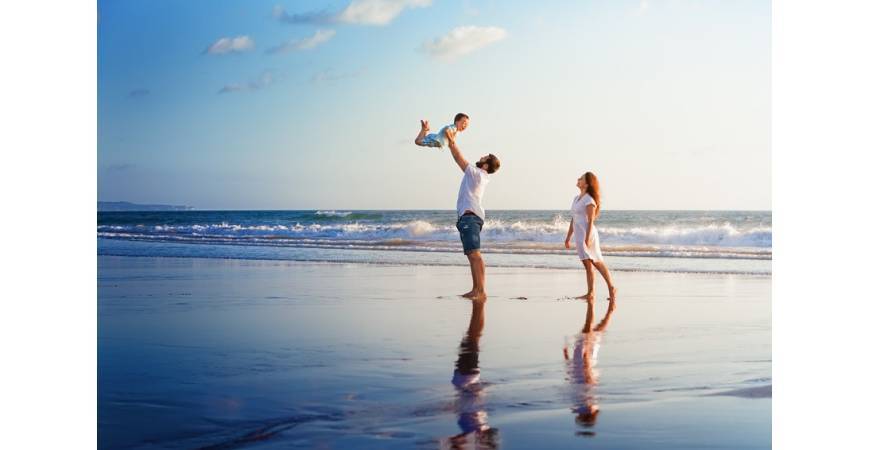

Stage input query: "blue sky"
[{"left": 98, "top": 0, "right": 770, "bottom": 210}]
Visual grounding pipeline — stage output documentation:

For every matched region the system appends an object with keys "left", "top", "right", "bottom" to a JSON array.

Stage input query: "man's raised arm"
[{"left": 446, "top": 131, "right": 469, "bottom": 173}]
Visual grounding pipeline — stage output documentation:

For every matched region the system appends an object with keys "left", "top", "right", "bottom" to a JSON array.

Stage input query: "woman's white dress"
[{"left": 571, "top": 194, "right": 603, "bottom": 261}]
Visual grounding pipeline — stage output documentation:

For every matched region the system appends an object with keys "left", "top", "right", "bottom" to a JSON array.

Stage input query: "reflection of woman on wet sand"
[
  {"left": 444, "top": 298, "right": 499, "bottom": 450},
  {"left": 563, "top": 298, "right": 616, "bottom": 433}
]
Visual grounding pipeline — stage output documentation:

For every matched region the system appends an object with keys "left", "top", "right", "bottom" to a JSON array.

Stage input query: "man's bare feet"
[
  {"left": 578, "top": 292, "right": 595, "bottom": 301},
  {"left": 607, "top": 286, "right": 618, "bottom": 301},
  {"left": 461, "top": 290, "right": 487, "bottom": 300}
]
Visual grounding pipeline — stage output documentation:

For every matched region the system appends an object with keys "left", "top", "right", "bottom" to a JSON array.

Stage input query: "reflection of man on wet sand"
[
  {"left": 443, "top": 298, "right": 499, "bottom": 450},
  {"left": 563, "top": 298, "right": 616, "bottom": 434}
]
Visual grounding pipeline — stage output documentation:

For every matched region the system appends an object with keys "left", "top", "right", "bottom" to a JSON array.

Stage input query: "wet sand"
[{"left": 98, "top": 256, "right": 770, "bottom": 449}]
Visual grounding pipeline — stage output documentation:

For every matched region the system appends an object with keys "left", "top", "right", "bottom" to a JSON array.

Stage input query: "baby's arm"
[{"left": 444, "top": 125, "right": 457, "bottom": 142}]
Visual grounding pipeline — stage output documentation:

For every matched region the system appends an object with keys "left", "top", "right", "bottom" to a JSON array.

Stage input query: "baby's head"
[{"left": 454, "top": 112, "right": 470, "bottom": 132}]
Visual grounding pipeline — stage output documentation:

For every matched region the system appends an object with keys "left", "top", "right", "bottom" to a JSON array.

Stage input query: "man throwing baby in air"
[{"left": 416, "top": 113, "right": 500, "bottom": 300}]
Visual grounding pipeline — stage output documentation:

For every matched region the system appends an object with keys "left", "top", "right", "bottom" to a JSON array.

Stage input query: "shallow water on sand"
[{"left": 99, "top": 256, "right": 770, "bottom": 449}]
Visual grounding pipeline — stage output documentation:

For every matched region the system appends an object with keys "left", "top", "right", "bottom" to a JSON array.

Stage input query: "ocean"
[{"left": 97, "top": 210, "right": 771, "bottom": 275}]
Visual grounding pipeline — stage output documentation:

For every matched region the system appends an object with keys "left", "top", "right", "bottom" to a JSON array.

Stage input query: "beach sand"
[{"left": 98, "top": 256, "right": 770, "bottom": 449}]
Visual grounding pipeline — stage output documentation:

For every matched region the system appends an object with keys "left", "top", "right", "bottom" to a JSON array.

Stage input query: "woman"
[{"left": 564, "top": 172, "right": 617, "bottom": 301}]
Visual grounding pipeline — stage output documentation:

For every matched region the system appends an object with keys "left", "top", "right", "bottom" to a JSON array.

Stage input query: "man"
[{"left": 445, "top": 128, "right": 500, "bottom": 300}]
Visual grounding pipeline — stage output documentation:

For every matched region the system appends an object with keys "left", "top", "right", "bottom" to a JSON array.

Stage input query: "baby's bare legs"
[{"left": 414, "top": 120, "right": 430, "bottom": 146}]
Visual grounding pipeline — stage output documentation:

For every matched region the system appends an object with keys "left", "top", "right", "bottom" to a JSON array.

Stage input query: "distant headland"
[{"left": 98, "top": 201, "right": 194, "bottom": 212}]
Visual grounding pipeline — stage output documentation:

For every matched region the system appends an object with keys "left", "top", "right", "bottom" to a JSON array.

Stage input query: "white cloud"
[
  {"left": 267, "top": 29, "right": 336, "bottom": 54},
  {"left": 272, "top": 5, "right": 331, "bottom": 24},
  {"left": 336, "top": 0, "right": 431, "bottom": 25},
  {"left": 218, "top": 71, "right": 274, "bottom": 94},
  {"left": 273, "top": 0, "right": 430, "bottom": 26},
  {"left": 204, "top": 35, "right": 255, "bottom": 55},
  {"left": 421, "top": 26, "right": 507, "bottom": 61},
  {"left": 218, "top": 84, "right": 245, "bottom": 94},
  {"left": 297, "top": 29, "right": 336, "bottom": 49},
  {"left": 632, "top": 0, "right": 650, "bottom": 16}
]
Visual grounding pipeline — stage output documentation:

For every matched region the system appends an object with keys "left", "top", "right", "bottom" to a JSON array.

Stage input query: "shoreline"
[
  {"left": 98, "top": 239, "right": 773, "bottom": 276},
  {"left": 98, "top": 252, "right": 774, "bottom": 277},
  {"left": 96, "top": 235, "right": 772, "bottom": 260}
]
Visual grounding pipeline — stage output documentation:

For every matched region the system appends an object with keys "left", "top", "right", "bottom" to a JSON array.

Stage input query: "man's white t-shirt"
[{"left": 456, "top": 165, "right": 490, "bottom": 220}]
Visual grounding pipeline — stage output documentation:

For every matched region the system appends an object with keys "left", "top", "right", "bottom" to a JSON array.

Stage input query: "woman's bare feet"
[
  {"left": 420, "top": 119, "right": 430, "bottom": 132},
  {"left": 608, "top": 286, "right": 618, "bottom": 301},
  {"left": 578, "top": 292, "right": 595, "bottom": 301}
]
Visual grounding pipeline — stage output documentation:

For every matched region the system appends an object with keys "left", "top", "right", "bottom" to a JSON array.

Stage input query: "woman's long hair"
[{"left": 583, "top": 172, "right": 601, "bottom": 219}]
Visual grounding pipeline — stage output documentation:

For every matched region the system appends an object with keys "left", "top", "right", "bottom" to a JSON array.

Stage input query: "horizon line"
[{"left": 97, "top": 207, "right": 773, "bottom": 212}]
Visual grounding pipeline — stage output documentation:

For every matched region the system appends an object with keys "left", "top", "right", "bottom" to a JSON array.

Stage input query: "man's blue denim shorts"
[{"left": 456, "top": 214, "right": 484, "bottom": 254}]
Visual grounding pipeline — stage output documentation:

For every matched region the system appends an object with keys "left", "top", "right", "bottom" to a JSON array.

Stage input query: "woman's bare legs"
[
  {"left": 578, "top": 259, "right": 595, "bottom": 300},
  {"left": 592, "top": 261, "right": 617, "bottom": 301}
]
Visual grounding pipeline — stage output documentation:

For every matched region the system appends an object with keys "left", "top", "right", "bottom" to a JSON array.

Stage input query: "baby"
[{"left": 415, "top": 113, "right": 470, "bottom": 149}]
